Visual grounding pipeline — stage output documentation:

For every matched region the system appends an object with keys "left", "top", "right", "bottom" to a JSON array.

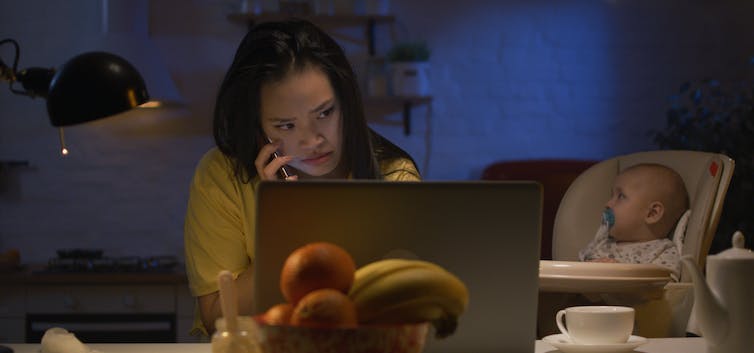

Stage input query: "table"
[{"left": 2, "top": 337, "right": 706, "bottom": 353}]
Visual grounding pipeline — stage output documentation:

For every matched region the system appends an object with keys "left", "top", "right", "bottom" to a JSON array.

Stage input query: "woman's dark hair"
[{"left": 213, "top": 19, "right": 382, "bottom": 182}]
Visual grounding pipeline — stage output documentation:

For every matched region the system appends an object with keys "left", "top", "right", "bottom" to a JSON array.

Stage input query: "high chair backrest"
[{"left": 552, "top": 150, "right": 734, "bottom": 282}]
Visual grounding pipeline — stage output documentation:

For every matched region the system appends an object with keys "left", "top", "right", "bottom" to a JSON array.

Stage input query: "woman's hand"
[{"left": 255, "top": 140, "right": 298, "bottom": 180}]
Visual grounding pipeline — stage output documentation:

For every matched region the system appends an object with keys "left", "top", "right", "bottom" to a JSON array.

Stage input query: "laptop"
[{"left": 254, "top": 181, "right": 542, "bottom": 353}]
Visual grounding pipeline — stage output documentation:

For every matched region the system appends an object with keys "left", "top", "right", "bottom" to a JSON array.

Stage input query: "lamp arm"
[
  {"left": 0, "top": 38, "right": 20, "bottom": 73},
  {"left": 1, "top": 38, "right": 53, "bottom": 98},
  {"left": 0, "top": 56, "right": 14, "bottom": 82},
  {"left": 0, "top": 38, "right": 20, "bottom": 82}
]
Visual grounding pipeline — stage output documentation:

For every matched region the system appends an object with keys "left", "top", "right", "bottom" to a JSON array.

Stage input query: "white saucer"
[{"left": 542, "top": 334, "right": 648, "bottom": 353}]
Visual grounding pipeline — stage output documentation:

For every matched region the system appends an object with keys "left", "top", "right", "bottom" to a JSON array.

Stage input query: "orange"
[
  {"left": 280, "top": 242, "right": 356, "bottom": 305},
  {"left": 291, "top": 288, "right": 358, "bottom": 328},
  {"left": 263, "top": 303, "right": 294, "bottom": 325}
]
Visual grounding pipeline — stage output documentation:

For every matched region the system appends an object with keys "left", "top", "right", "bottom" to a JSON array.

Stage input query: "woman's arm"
[
  {"left": 185, "top": 149, "right": 257, "bottom": 335},
  {"left": 198, "top": 267, "right": 255, "bottom": 333}
]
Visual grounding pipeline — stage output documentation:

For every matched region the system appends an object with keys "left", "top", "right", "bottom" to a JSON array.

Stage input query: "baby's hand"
[{"left": 589, "top": 258, "right": 619, "bottom": 263}]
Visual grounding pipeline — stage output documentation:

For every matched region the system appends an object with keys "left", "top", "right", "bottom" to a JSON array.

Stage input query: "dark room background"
[{"left": 1, "top": 0, "right": 752, "bottom": 264}]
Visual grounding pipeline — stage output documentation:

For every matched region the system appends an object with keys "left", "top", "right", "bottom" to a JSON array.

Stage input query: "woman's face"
[{"left": 260, "top": 66, "right": 344, "bottom": 178}]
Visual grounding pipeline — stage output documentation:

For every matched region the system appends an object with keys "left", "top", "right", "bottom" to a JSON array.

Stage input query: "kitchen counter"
[
  {"left": 0, "top": 264, "right": 187, "bottom": 284},
  {"left": 0, "top": 266, "right": 195, "bottom": 343},
  {"left": 2, "top": 337, "right": 706, "bottom": 353}
]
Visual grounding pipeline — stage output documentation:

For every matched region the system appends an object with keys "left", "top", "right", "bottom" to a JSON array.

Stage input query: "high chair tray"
[{"left": 538, "top": 260, "right": 672, "bottom": 293}]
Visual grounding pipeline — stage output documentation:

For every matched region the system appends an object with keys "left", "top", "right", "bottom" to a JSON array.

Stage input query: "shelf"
[
  {"left": 364, "top": 96, "right": 432, "bottom": 135},
  {"left": 226, "top": 12, "right": 431, "bottom": 135},
  {"left": 0, "top": 160, "right": 30, "bottom": 171},
  {"left": 227, "top": 13, "right": 395, "bottom": 27},
  {"left": 227, "top": 12, "right": 395, "bottom": 55}
]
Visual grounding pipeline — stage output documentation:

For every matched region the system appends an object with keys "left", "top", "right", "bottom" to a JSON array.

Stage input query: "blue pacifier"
[{"left": 602, "top": 208, "right": 615, "bottom": 228}]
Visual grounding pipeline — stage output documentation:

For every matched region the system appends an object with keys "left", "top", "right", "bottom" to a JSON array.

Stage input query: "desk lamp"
[{"left": 0, "top": 38, "right": 149, "bottom": 154}]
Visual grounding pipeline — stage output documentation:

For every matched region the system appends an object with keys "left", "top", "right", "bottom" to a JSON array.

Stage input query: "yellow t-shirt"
[{"left": 183, "top": 147, "right": 420, "bottom": 335}]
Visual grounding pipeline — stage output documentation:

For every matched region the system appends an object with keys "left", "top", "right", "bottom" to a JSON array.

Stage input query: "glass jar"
[{"left": 211, "top": 317, "right": 261, "bottom": 353}]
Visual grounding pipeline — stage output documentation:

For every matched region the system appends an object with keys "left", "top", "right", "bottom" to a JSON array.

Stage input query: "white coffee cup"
[{"left": 556, "top": 306, "right": 634, "bottom": 344}]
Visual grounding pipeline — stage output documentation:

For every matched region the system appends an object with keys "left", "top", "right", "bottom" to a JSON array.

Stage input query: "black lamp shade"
[{"left": 46, "top": 51, "right": 150, "bottom": 127}]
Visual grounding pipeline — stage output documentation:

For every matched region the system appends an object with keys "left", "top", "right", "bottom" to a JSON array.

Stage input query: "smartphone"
[{"left": 266, "top": 136, "right": 291, "bottom": 179}]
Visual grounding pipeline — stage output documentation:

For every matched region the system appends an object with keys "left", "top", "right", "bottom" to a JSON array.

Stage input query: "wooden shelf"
[
  {"left": 227, "top": 13, "right": 395, "bottom": 27},
  {"left": 0, "top": 160, "right": 31, "bottom": 171},
  {"left": 365, "top": 95, "right": 433, "bottom": 106},
  {"left": 227, "top": 12, "right": 395, "bottom": 55},
  {"left": 227, "top": 13, "right": 432, "bottom": 136},
  {"left": 364, "top": 96, "right": 432, "bottom": 135}
]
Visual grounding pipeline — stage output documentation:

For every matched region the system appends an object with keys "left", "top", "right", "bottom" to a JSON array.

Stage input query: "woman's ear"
[{"left": 646, "top": 201, "right": 665, "bottom": 225}]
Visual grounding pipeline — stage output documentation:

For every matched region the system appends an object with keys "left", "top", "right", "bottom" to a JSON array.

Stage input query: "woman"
[{"left": 184, "top": 19, "right": 420, "bottom": 335}]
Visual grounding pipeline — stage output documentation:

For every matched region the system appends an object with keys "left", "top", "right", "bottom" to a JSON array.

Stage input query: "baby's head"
[{"left": 605, "top": 163, "right": 689, "bottom": 242}]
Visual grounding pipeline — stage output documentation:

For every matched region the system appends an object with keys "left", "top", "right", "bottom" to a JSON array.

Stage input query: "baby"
[{"left": 578, "top": 163, "right": 690, "bottom": 280}]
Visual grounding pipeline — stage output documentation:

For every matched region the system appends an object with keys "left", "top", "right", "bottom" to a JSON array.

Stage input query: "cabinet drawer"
[
  {"left": 26, "top": 285, "right": 175, "bottom": 314},
  {"left": 177, "top": 317, "right": 206, "bottom": 343},
  {"left": 176, "top": 285, "right": 195, "bottom": 318},
  {"left": 0, "top": 286, "right": 25, "bottom": 316},
  {"left": 0, "top": 317, "right": 25, "bottom": 342}
]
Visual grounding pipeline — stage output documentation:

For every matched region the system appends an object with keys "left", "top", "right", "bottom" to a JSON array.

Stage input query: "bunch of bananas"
[{"left": 347, "top": 258, "right": 469, "bottom": 338}]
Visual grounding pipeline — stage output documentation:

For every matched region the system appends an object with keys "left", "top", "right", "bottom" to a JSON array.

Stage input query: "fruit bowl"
[{"left": 254, "top": 317, "right": 430, "bottom": 353}]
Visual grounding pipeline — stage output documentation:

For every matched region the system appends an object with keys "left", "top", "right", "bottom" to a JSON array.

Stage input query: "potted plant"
[
  {"left": 651, "top": 71, "right": 754, "bottom": 254},
  {"left": 387, "top": 41, "right": 431, "bottom": 96}
]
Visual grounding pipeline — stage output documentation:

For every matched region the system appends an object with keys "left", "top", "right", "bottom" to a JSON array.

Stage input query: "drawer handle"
[
  {"left": 122, "top": 294, "right": 137, "bottom": 308},
  {"left": 63, "top": 295, "right": 78, "bottom": 309}
]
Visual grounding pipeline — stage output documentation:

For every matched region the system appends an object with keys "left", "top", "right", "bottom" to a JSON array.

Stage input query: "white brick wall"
[{"left": 1, "top": 0, "right": 752, "bottom": 262}]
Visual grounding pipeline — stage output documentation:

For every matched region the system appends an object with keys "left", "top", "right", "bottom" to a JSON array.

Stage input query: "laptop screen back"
[{"left": 254, "top": 180, "right": 542, "bottom": 353}]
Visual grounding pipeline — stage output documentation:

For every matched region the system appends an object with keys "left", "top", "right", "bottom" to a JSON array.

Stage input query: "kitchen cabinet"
[
  {"left": 25, "top": 285, "right": 175, "bottom": 314},
  {"left": 0, "top": 268, "right": 200, "bottom": 343},
  {"left": 175, "top": 284, "right": 201, "bottom": 343},
  {"left": 0, "top": 286, "right": 25, "bottom": 342},
  {"left": 226, "top": 12, "right": 432, "bottom": 136}
]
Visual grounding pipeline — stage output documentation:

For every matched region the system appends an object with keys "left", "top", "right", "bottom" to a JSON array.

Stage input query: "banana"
[
  {"left": 348, "top": 259, "right": 469, "bottom": 338},
  {"left": 349, "top": 258, "right": 446, "bottom": 299}
]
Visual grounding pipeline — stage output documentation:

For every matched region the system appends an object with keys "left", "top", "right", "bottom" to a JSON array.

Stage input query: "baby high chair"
[{"left": 538, "top": 150, "right": 734, "bottom": 337}]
